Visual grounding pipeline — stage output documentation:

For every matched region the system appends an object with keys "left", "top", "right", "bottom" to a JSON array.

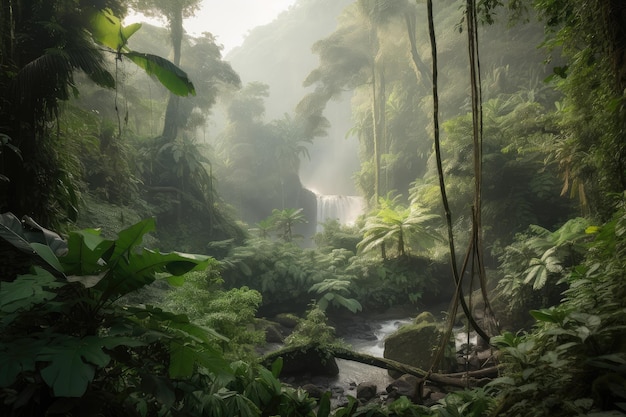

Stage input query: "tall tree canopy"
[{"left": 129, "top": 0, "right": 202, "bottom": 140}]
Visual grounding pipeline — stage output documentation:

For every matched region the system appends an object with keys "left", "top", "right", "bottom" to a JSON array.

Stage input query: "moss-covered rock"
[
  {"left": 265, "top": 344, "right": 339, "bottom": 377},
  {"left": 383, "top": 312, "right": 454, "bottom": 377}
]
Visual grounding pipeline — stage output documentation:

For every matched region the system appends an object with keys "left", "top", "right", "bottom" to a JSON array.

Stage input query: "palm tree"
[
  {"left": 270, "top": 208, "right": 308, "bottom": 243},
  {"left": 357, "top": 195, "right": 440, "bottom": 259},
  {"left": 249, "top": 219, "right": 274, "bottom": 239}
]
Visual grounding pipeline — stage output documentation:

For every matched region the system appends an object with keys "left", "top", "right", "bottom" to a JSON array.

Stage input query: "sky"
[{"left": 125, "top": 0, "right": 298, "bottom": 54}]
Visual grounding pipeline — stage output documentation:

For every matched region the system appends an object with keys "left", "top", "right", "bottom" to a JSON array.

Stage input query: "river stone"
[
  {"left": 264, "top": 323, "right": 285, "bottom": 343},
  {"left": 273, "top": 313, "right": 300, "bottom": 328},
  {"left": 383, "top": 312, "right": 447, "bottom": 378},
  {"left": 386, "top": 374, "right": 422, "bottom": 402},
  {"left": 301, "top": 384, "right": 327, "bottom": 399},
  {"left": 356, "top": 382, "right": 377, "bottom": 402},
  {"left": 255, "top": 318, "right": 288, "bottom": 343}
]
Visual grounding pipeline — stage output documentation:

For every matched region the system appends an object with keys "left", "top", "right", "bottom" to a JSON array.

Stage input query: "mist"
[{"left": 3, "top": 1, "right": 624, "bottom": 414}]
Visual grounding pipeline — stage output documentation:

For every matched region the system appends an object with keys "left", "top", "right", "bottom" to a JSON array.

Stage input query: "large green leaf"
[
  {"left": 0, "top": 338, "right": 45, "bottom": 387},
  {"left": 21, "top": 215, "right": 68, "bottom": 257},
  {"left": 317, "top": 391, "right": 332, "bottom": 417},
  {"left": 0, "top": 267, "right": 63, "bottom": 313},
  {"left": 39, "top": 337, "right": 107, "bottom": 397},
  {"left": 168, "top": 340, "right": 231, "bottom": 379},
  {"left": 30, "top": 243, "right": 64, "bottom": 274},
  {"left": 134, "top": 249, "right": 215, "bottom": 276},
  {"left": 125, "top": 52, "right": 196, "bottom": 97},
  {"left": 39, "top": 335, "right": 145, "bottom": 397},
  {"left": 54, "top": 218, "right": 212, "bottom": 299},
  {"left": 61, "top": 229, "right": 113, "bottom": 276},
  {"left": 0, "top": 212, "right": 38, "bottom": 253},
  {"left": 0, "top": 213, "right": 68, "bottom": 273},
  {"left": 88, "top": 9, "right": 194, "bottom": 97},
  {"left": 96, "top": 249, "right": 214, "bottom": 299},
  {"left": 88, "top": 8, "right": 141, "bottom": 51},
  {"left": 109, "top": 218, "right": 156, "bottom": 262}
]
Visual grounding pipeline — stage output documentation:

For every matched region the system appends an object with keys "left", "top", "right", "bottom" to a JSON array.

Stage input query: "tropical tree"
[
  {"left": 216, "top": 82, "right": 276, "bottom": 219},
  {"left": 269, "top": 113, "right": 312, "bottom": 207},
  {"left": 0, "top": 2, "right": 195, "bottom": 226},
  {"left": 270, "top": 208, "right": 308, "bottom": 243},
  {"left": 0, "top": 1, "right": 120, "bottom": 225},
  {"left": 357, "top": 195, "right": 440, "bottom": 259},
  {"left": 494, "top": 217, "right": 590, "bottom": 327},
  {"left": 129, "top": 0, "right": 202, "bottom": 140},
  {"left": 182, "top": 33, "right": 241, "bottom": 127},
  {"left": 122, "top": 27, "right": 241, "bottom": 250},
  {"left": 249, "top": 218, "right": 274, "bottom": 239},
  {"left": 414, "top": 92, "right": 574, "bottom": 252},
  {"left": 477, "top": 0, "right": 626, "bottom": 219},
  {"left": 270, "top": 114, "right": 312, "bottom": 178}
]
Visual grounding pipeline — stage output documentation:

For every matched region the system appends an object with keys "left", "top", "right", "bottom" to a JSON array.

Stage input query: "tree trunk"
[
  {"left": 371, "top": 61, "right": 381, "bottom": 204},
  {"left": 404, "top": 11, "right": 432, "bottom": 91},
  {"left": 161, "top": 6, "right": 184, "bottom": 140},
  {"left": 262, "top": 344, "right": 498, "bottom": 389},
  {"left": 379, "top": 63, "right": 387, "bottom": 195}
]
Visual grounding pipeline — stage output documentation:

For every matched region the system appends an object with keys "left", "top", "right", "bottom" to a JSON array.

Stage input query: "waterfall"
[{"left": 316, "top": 195, "right": 365, "bottom": 231}]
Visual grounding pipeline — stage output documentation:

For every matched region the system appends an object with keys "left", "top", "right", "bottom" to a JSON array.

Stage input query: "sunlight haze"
[{"left": 125, "top": 0, "right": 297, "bottom": 53}]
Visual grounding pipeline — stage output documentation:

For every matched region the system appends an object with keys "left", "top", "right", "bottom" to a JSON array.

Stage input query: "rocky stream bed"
[{"left": 262, "top": 306, "right": 498, "bottom": 409}]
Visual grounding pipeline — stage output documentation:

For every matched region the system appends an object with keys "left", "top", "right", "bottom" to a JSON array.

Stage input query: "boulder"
[
  {"left": 383, "top": 312, "right": 454, "bottom": 378},
  {"left": 255, "top": 318, "right": 288, "bottom": 343},
  {"left": 356, "top": 382, "right": 377, "bottom": 402},
  {"left": 273, "top": 313, "right": 300, "bottom": 329},
  {"left": 301, "top": 384, "right": 327, "bottom": 399},
  {"left": 277, "top": 346, "right": 339, "bottom": 377},
  {"left": 386, "top": 374, "right": 422, "bottom": 402},
  {"left": 264, "top": 323, "right": 285, "bottom": 343}
]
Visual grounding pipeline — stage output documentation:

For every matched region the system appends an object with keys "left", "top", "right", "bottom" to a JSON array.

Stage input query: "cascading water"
[{"left": 316, "top": 194, "right": 365, "bottom": 231}]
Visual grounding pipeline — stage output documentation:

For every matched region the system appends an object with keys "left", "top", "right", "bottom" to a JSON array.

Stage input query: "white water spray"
[{"left": 315, "top": 195, "right": 365, "bottom": 231}]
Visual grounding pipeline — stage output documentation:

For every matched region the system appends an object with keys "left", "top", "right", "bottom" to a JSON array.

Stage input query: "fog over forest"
[
  {"left": 2, "top": 1, "right": 626, "bottom": 416},
  {"left": 196, "top": 0, "right": 559, "bottom": 231}
]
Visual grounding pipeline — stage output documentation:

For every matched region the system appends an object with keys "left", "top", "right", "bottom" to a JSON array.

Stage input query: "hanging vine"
[{"left": 423, "top": 0, "right": 499, "bottom": 372}]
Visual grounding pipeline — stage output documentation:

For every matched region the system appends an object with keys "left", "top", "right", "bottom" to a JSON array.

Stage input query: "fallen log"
[{"left": 262, "top": 343, "right": 500, "bottom": 389}]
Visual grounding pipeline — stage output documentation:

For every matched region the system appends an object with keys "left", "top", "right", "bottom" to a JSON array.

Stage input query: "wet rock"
[
  {"left": 356, "top": 382, "right": 377, "bottom": 402},
  {"left": 383, "top": 312, "right": 455, "bottom": 377},
  {"left": 264, "top": 322, "right": 285, "bottom": 343},
  {"left": 278, "top": 347, "right": 339, "bottom": 377},
  {"left": 422, "top": 385, "right": 434, "bottom": 400},
  {"left": 301, "top": 384, "right": 327, "bottom": 399},
  {"left": 273, "top": 313, "right": 300, "bottom": 328},
  {"left": 429, "top": 391, "right": 446, "bottom": 404},
  {"left": 386, "top": 374, "right": 422, "bottom": 402}
]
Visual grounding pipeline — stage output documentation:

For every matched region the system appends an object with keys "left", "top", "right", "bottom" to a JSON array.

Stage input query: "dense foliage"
[{"left": 2, "top": 0, "right": 626, "bottom": 415}]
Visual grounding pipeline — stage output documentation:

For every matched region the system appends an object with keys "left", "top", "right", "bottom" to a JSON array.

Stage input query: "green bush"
[
  {"left": 489, "top": 208, "right": 626, "bottom": 416},
  {"left": 162, "top": 271, "right": 264, "bottom": 360}
]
